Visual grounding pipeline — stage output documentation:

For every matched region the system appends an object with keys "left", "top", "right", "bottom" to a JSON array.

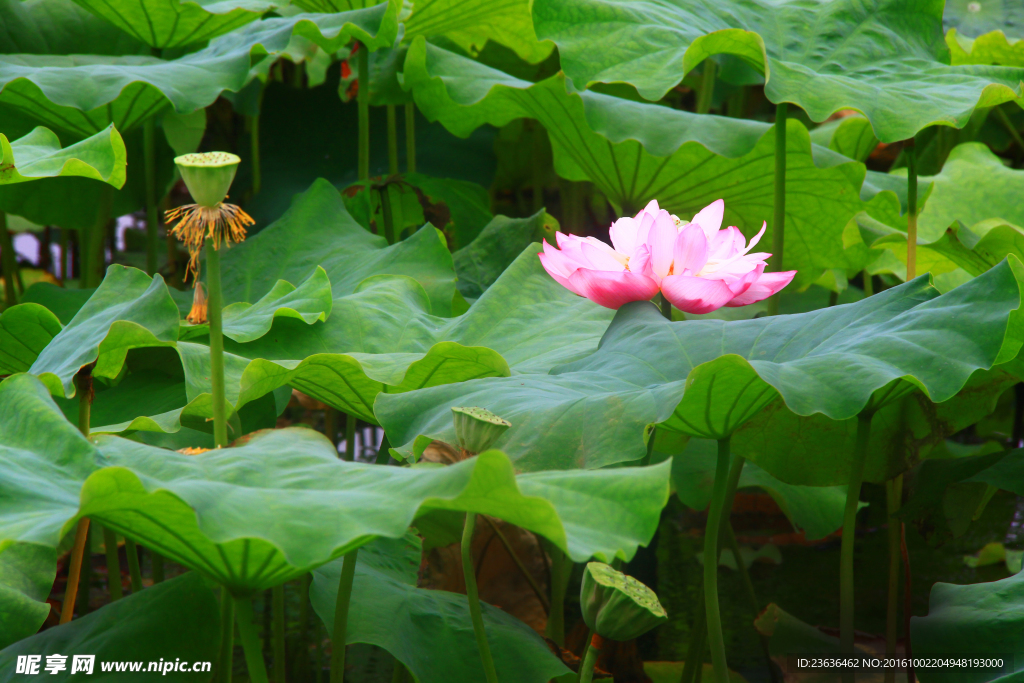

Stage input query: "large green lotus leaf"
[
  {"left": 0, "top": 4, "right": 400, "bottom": 139},
  {"left": 402, "top": 38, "right": 897, "bottom": 287},
  {"left": 181, "top": 265, "right": 334, "bottom": 343},
  {"left": 19, "top": 285, "right": 94, "bottom": 326},
  {"left": 0, "top": 0, "right": 147, "bottom": 56},
  {"left": 532, "top": 0, "right": 1024, "bottom": 143},
  {"left": 948, "top": 28, "right": 1024, "bottom": 67},
  {"left": 0, "top": 541, "right": 56, "bottom": 650},
  {"left": 28, "top": 266, "right": 180, "bottom": 398},
  {"left": 219, "top": 179, "right": 457, "bottom": 316},
  {"left": 0, "top": 573, "right": 220, "bottom": 683},
  {"left": 377, "top": 257, "right": 1024, "bottom": 477},
  {"left": 911, "top": 570, "right": 1024, "bottom": 683},
  {"left": 808, "top": 115, "right": 880, "bottom": 164},
  {"left": 70, "top": 0, "right": 278, "bottom": 49},
  {"left": 0, "top": 126, "right": 126, "bottom": 187},
  {"left": 0, "top": 373, "right": 671, "bottom": 595},
  {"left": 0, "top": 303, "right": 62, "bottom": 374},
  {"left": 671, "top": 439, "right": 849, "bottom": 541},
  {"left": 452, "top": 209, "right": 558, "bottom": 299},
  {"left": 402, "top": 0, "right": 554, "bottom": 63},
  {"left": 310, "top": 536, "right": 572, "bottom": 683}
]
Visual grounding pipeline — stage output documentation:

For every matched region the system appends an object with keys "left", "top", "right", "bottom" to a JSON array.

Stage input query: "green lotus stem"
[
  {"left": 60, "top": 366, "right": 95, "bottom": 625},
  {"left": 218, "top": 590, "right": 235, "bottom": 683},
  {"left": 463, "top": 513, "right": 499, "bottom": 683},
  {"left": 387, "top": 105, "right": 399, "bottom": 175},
  {"left": 640, "top": 428, "right": 656, "bottom": 467},
  {"left": 680, "top": 589, "right": 706, "bottom": 683},
  {"left": 125, "top": 539, "right": 143, "bottom": 593},
  {"left": 884, "top": 475, "right": 903, "bottom": 683},
  {"left": 152, "top": 553, "right": 164, "bottom": 583},
  {"left": 324, "top": 407, "right": 338, "bottom": 448},
  {"left": 0, "top": 211, "right": 21, "bottom": 306},
  {"left": 840, "top": 413, "right": 873, "bottom": 682},
  {"left": 405, "top": 103, "right": 416, "bottom": 173},
  {"left": 532, "top": 122, "right": 546, "bottom": 213},
  {"left": 143, "top": 118, "right": 159, "bottom": 275},
  {"left": 727, "top": 86, "right": 749, "bottom": 118},
  {"left": 544, "top": 544, "right": 571, "bottom": 646},
  {"left": 330, "top": 550, "right": 358, "bottom": 683},
  {"left": 344, "top": 413, "right": 355, "bottom": 461},
  {"left": 205, "top": 240, "right": 229, "bottom": 447},
  {"left": 380, "top": 186, "right": 396, "bottom": 245},
  {"left": 482, "top": 515, "right": 549, "bottom": 613},
  {"left": 995, "top": 106, "right": 1024, "bottom": 153},
  {"left": 84, "top": 186, "right": 114, "bottom": 288},
  {"left": 102, "top": 527, "right": 123, "bottom": 601},
  {"left": 705, "top": 437, "right": 735, "bottom": 683},
  {"left": 767, "top": 102, "right": 788, "bottom": 317},
  {"left": 315, "top": 620, "right": 324, "bottom": 683},
  {"left": 906, "top": 138, "right": 918, "bottom": 280},
  {"left": 696, "top": 59, "right": 716, "bottom": 115},
  {"left": 660, "top": 292, "right": 672, "bottom": 320},
  {"left": 250, "top": 114, "right": 262, "bottom": 197},
  {"left": 235, "top": 595, "right": 270, "bottom": 683},
  {"left": 577, "top": 628, "right": 594, "bottom": 683},
  {"left": 390, "top": 660, "right": 408, "bottom": 683},
  {"left": 863, "top": 270, "right": 874, "bottom": 297},
  {"left": 358, "top": 43, "right": 370, "bottom": 182},
  {"left": 273, "top": 584, "right": 286, "bottom": 683},
  {"left": 579, "top": 633, "right": 602, "bottom": 683}
]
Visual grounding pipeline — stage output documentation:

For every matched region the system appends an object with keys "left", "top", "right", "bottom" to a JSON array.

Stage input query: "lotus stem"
[
  {"left": 725, "top": 522, "right": 779, "bottom": 682},
  {"left": 532, "top": 122, "right": 546, "bottom": 213},
  {"left": 884, "top": 475, "right": 903, "bottom": 683},
  {"left": 840, "top": 413, "right": 873, "bottom": 683},
  {"left": 61, "top": 366, "right": 95, "bottom": 624},
  {"left": 344, "top": 413, "right": 355, "bottom": 461},
  {"left": 251, "top": 117, "right": 262, "bottom": 197},
  {"left": 236, "top": 595, "right": 270, "bottom": 683},
  {"left": 1, "top": 211, "right": 21, "bottom": 306},
  {"left": 144, "top": 117, "right": 159, "bottom": 275},
  {"left": 705, "top": 437, "right": 739, "bottom": 683},
  {"left": 579, "top": 633, "right": 603, "bottom": 683},
  {"left": 863, "top": 270, "right": 874, "bottom": 297},
  {"left": 84, "top": 186, "right": 114, "bottom": 288},
  {"left": 358, "top": 43, "right": 370, "bottom": 182},
  {"left": 387, "top": 105, "right": 399, "bottom": 175},
  {"left": 390, "top": 660, "right": 408, "bottom": 683},
  {"left": 659, "top": 292, "right": 672, "bottom": 320},
  {"left": 544, "top": 544, "right": 571, "bottom": 646},
  {"left": 405, "top": 103, "right": 416, "bottom": 173},
  {"left": 205, "top": 240, "right": 229, "bottom": 447},
  {"left": 218, "top": 589, "right": 235, "bottom": 683},
  {"left": 463, "top": 513, "right": 499, "bottom": 683},
  {"left": 125, "top": 539, "right": 143, "bottom": 593},
  {"left": 995, "top": 106, "right": 1024, "bottom": 156},
  {"left": 906, "top": 138, "right": 918, "bottom": 280},
  {"left": 273, "top": 584, "right": 286, "bottom": 683},
  {"left": 482, "top": 515, "right": 549, "bottom": 613},
  {"left": 102, "top": 527, "right": 123, "bottom": 601},
  {"left": 325, "top": 407, "right": 338, "bottom": 449},
  {"left": 330, "top": 550, "right": 359, "bottom": 683},
  {"left": 696, "top": 59, "right": 716, "bottom": 115},
  {"left": 767, "top": 102, "right": 788, "bottom": 317},
  {"left": 379, "top": 186, "right": 396, "bottom": 245}
]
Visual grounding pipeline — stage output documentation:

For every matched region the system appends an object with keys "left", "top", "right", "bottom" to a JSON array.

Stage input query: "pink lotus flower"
[{"left": 539, "top": 199, "right": 795, "bottom": 313}]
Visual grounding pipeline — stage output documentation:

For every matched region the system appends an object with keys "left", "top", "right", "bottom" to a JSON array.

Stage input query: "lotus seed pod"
[
  {"left": 451, "top": 406, "right": 511, "bottom": 454},
  {"left": 174, "top": 152, "right": 241, "bottom": 207},
  {"left": 580, "top": 562, "right": 667, "bottom": 641}
]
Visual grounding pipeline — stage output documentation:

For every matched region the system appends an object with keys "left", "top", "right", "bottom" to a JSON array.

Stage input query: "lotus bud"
[
  {"left": 580, "top": 562, "right": 667, "bottom": 641},
  {"left": 174, "top": 152, "right": 241, "bottom": 208},
  {"left": 451, "top": 406, "right": 510, "bottom": 455}
]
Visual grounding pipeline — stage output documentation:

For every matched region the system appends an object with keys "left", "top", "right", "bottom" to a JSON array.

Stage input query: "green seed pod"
[
  {"left": 580, "top": 562, "right": 667, "bottom": 641},
  {"left": 451, "top": 406, "right": 510, "bottom": 454},
  {"left": 174, "top": 152, "right": 241, "bottom": 207}
]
